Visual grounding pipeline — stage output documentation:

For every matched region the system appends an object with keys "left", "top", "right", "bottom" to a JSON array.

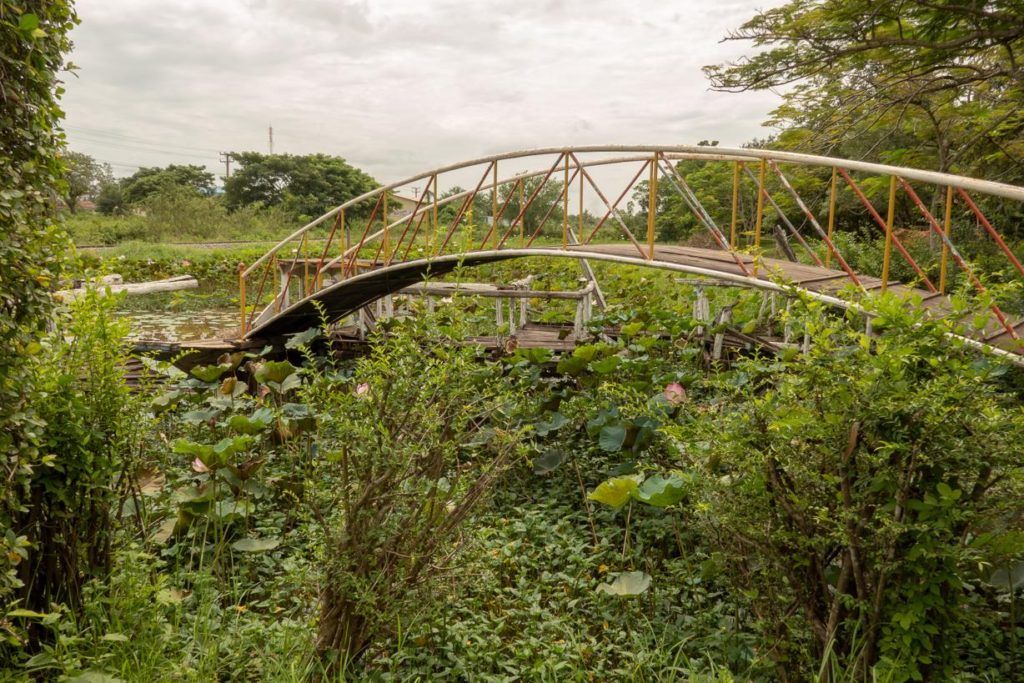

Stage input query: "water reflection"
[{"left": 125, "top": 308, "right": 239, "bottom": 341}]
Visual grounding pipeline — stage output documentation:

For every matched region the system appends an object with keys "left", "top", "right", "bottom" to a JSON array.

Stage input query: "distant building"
[{"left": 387, "top": 194, "right": 420, "bottom": 220}]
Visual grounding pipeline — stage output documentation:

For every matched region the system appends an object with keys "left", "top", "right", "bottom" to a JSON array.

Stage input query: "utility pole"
[
  {"left": 219, "top": 152, "right": 233, "bottom": 178},
  {"left": 268, "top": 124, "right": 274, "bottom": 154}
]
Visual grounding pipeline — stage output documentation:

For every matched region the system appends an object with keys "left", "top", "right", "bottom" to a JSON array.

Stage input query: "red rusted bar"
[
  {"left": 768, "top": 161, "right": 862, "bottom": 287},
  {"left": 524, "top": 166, "right": 582, "bottom": 247},
  {"left": 387, "top": 183, "right": 432, "bottom": 265},
  {"left": 313, "top": 207, "right": 345, "bottom": 280},
  {"left": 436, "top": 161, "right": 496, "bottom": 255},
  {"left": 569, "top": 152, "right": 647, "bottom": 257},
  {"left": 400, "top": 209, "right": 430, "bottom": 261},
  {"left": 583, "top": 160, "right": 650, "bottom": 245},
  {"left": 837, "top": 168, "right": 937, "bottom": 292},
  {"left": 344, "top": 193, "right": 386, "bottom": 277},
  {"left": 656, "top": 156, "right": 752, "bottom": 277},
  {"left": 477, "top": 177, "right": 521, "bottom": 250},
  {"left": 900, "top": 179, "right": 1017, "bottom": 339},
  {"left": 245, "top": 259, "right": 275, "bottom": 330},
  {"left": 956, "top": 188, "right": 1024, "bottom": 280},
  {"left": 495, "top": 153, "right": 566, "bottom": 248}
]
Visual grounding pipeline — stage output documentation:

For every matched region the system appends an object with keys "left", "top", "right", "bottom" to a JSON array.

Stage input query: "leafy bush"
[
  {"left": 305, "top": 318, "right": 529, "bottom": 671},
  {"left": 661, "top": 296, "right": 1024, "bottom": 680},
  {"left": 1, "top": 0, "right": 76, "bottom": 616}
]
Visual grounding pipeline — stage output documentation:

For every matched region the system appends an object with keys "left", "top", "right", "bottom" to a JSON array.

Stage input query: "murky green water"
[{"left": 124, "top": 308, "right": 240, "bottom": 341}]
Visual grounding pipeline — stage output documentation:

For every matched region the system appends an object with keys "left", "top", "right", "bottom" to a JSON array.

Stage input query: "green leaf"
[
  {"left": 231, "top": 537, "right": 281, "bottom": 552},
  {"left": 23, "top": 651, "right": 57, "bottom": 669},
  {"left": 598, "top": 423, "right": 627, "bottom": 452},
  {"left": 556, "top": 355, "right": 588, "bottom": 376},
  {"left": 227, "top": 413, "right": 271, "bottom": 435},
  {"left": 590, "top": 356, "right": 620, "bottom": 374},
  {"left": 588, "top": 475, "right": 641, "bottom": 509},
  {"left": 535, "top": 411, "right": 568, "bottom": 436},
  {"left": 7, "top": 608, "right": 47, "bottom": 618},
  {"left": 190, "top": 364, "right": 231, "bottom": 383},
  {"left": 172, "top": 439, "right": 215, "bottom": 462},
  {"left": 285, "top": 327, "right": 320, "bottom": 350},
  {"left": 255, "top": 360, "right": 297, "bottom": 386},
  {"left": 635, "top": 473, "right": 687, "bottom": 507},
  {"left": 101, "top": 633, "right": 129, "bottom": 642},
  {"left": 66, "top": 672, "right": 125, "bottom": 683},
  {"left": 596, "top": 571, "right": 651, "bottom": 596},
  {"left": 18, "top": 13, "right": 40, "bottom": 31},
  {"left": 214, "top": 499, "right": 253, "bottom": 521},
  {"left": 533, "top": 448, "right": 569, "bottom": 474}
]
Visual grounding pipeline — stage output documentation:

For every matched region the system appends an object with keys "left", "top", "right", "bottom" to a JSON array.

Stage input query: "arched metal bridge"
[{"left": 237, "top": 146, "right": 1024, "bottom": 362}]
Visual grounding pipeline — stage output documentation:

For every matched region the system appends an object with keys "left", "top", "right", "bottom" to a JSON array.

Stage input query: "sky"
[{"left": 62, "top": 0, "right": 784, "bottom": 191}]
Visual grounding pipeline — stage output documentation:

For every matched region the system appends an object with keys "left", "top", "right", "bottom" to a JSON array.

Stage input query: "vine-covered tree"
[{"left": 0, "top": 0, "right": 77, "bottom": 606}]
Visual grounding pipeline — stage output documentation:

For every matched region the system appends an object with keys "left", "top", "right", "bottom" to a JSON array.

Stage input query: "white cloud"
[{"left": 63, "top": 0, "right": 783, "bottom": 191}]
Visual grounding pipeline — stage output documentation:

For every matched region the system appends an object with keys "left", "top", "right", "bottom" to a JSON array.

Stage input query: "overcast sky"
[{"left": 62, "top": 0, "right": 783, "bottom": 188}]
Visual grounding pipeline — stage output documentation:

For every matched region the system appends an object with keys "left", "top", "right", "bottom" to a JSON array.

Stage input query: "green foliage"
[
  {"left": 665, "top": 297, "right": 1024, "bottom": 679},
  {"left": 6, "top": 289, "right": 149, "bottom": 651},
  {"left": 120, "top": 164, "right": 215, "bottom": 205},
  {"left": 223, "top": 152, "right": 378, "bottom": 219},
  {"left": 0, "top": 0, "right": 76, "bottom": 612},
  {"left": 66, "top": 194, "right": 302, "bottom": 245},
  {"left": 307, "top": 317, "right": 528, "bottom": 671},
  {"left": 705, "top": 0, "right": 1024, "bottom": 186},
  {"left": 61, "top": 151, "right": 112, "bottom": 214}
]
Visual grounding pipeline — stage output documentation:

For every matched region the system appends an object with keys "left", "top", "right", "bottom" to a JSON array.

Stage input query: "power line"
[
  {"left": 69, "top": 134, "right": 217, "bottom": 161},
  {"left": 64, "top": 125, "right": 221, "bottom": 154}
]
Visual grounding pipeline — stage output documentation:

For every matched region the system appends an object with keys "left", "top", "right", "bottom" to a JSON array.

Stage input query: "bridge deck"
[{"left": 243, "top": 244, "right": 1024, "bottom": 355}]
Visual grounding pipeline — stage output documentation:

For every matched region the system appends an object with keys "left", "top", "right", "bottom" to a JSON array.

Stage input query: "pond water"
[{"left": 124, "top": 308, "right": 240, "bottom": 341}]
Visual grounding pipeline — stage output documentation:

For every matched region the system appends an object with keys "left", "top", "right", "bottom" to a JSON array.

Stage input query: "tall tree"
[
  {"left": 61, "top": 151, "right": 111, "bottom": 212},
  {"left": 120, "top": 163, "right": 215, "bottom": 204},
  {"left": 223, "top": 152, "right": 378, "bottom": 218},
  {"left": 704, "top": 0, "right": 1024, "bottom": 180}
]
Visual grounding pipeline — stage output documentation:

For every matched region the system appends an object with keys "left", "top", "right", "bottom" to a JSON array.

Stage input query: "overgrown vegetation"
[{"left": 6, "top": 0, "right": 1024, "bottom": 680}]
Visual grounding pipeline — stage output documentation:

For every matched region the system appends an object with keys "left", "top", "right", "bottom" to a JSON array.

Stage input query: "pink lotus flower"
[
  {"left": 355, "top": 382, "right": 370, "bottom": 396},
  {"left": 663, "top": 382, "right": 687, "bottom": 406}
]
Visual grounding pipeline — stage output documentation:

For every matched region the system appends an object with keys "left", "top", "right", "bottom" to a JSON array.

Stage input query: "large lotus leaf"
[
  {"left": 590, "top": 356, "right": 620, "bottom": 374},
  {"left": 214, "top": 499, "right": 253, "bottom": 522},
  {"left": 533, "top": 448, "right": 569, "bottom": 474},
  {"left": 572, "top": 344, "right": 602, "bottom": 362},
  {"left": 635, "top": 473, "right": 687, "bottom": 507},
  {"left": 598, "top": 423, "right": 628, "bottom": 452},
  {"left": 181, "top": 408, "right": 221, "bottom": 425},
  {"left": 172, "top": 439, "right": 215, "bottom": 462},
  {"left": 254, "top": 360, "right": 298, "bottom": 387},
  {"left": 231, "top": 537, "right": 281, "bottom": 552},
  {"left": 227, "top": 412, "right": 271, "bottom": 435},
  {"left": 285, "top": 327, "right": 320, "bottom": 350},
  {"left": 535, "top": 412, "right": 568, "bottom": 437},
  {"left": 150, "top": 390, "right": 182, "bottom": 413},
  {"left": 218, "top": 376, "right": 248, "bottom": 398},
  {"left": 190, "top": 364, "right": 232, "bottom": 383},
  {"left": 588, "top": 475, "right": 641, "bottom": 509},
  {"left": 556, "top": 355, "right": 589, "bottom": 376},
  {"left": 214, "top": 435, "right": 256, "bottom": 460},
  {"left": 596, "top": 571, "right": 651, "bottom": 596}
]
